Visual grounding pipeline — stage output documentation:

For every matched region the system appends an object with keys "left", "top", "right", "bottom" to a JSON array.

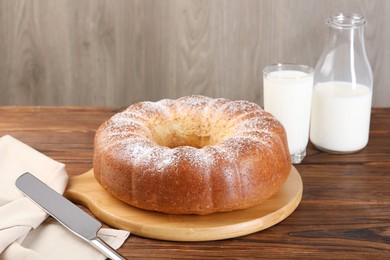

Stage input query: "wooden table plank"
[{"left": 0, "top": 106, "right": 389, "bottom": 259}]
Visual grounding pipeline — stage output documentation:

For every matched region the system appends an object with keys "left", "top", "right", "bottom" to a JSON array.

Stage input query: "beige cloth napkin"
[{"left": 0, "top": 135, "right": 129, "bottom": 259}]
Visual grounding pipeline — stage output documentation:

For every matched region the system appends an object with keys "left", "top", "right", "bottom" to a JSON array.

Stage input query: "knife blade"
[{"left": 15, "top": 172, "right": 126, "bottom": 260}]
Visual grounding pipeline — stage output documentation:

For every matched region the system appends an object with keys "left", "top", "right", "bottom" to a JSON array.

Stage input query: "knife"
[{"left": 15, "top": 172, "right": 126, "bottom": 260}]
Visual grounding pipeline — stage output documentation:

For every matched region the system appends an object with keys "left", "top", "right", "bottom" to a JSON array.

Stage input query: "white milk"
[
  {"left": 264, "top": 70, "right": 313, "bottom": 156},
  {"left": 310, "top": 81, "right": 372, "bottom": 152}
]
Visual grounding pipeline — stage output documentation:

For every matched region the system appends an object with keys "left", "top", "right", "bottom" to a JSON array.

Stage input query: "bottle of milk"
[{"left": 310, "top": 13, "right": 373, "bottom": 153}]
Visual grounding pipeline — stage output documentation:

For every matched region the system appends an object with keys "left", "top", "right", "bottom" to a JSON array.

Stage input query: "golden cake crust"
[{"left": 93, "top": 95, "right": 291, "bottom": 215}]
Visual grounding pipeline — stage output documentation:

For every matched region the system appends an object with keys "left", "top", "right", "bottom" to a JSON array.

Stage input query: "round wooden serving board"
[{"left": 64, "top": 166, "right": 302, "bottom": 242}]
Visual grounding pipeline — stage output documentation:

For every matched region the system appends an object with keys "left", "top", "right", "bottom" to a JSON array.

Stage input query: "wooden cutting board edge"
[{"left": 64, "top": 166, "right": 302, "bottom": 242}]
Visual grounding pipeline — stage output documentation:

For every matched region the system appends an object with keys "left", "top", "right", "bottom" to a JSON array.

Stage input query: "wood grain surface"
[
  {"left": 0, "top": 0, "right": 389, "bottom": 106},
  {"left": 0, "top": 106, "right": 389, "bottom": 259}
]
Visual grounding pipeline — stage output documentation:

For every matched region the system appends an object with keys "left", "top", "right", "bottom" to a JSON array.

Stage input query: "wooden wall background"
[{"left": 0, "top": 0, "right": 389, "bottom": 107}]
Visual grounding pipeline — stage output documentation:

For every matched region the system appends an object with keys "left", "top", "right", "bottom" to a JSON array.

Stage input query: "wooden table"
[{"left": 1, "top": 106, "right": 389, "bottom": 259}]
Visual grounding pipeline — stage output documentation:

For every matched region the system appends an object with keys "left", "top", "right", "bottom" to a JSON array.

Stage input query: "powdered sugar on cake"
[
  {"left": 98, "top": 95, "right": 281, "bottom": 157},
  {"left": 93, "top": 95, "right": 291, "bottom": 214}
]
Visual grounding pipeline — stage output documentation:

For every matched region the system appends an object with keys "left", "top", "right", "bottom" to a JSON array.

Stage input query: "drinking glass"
[{"left": 263, "top": 64, "right": 314, "bottom": 164}]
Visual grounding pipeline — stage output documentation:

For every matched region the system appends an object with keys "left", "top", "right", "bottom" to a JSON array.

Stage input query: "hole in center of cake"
[
  {"left": 165, "top": 134, "right": 211, "bottom": 149},
  {"left": 150, "top": 122, "right": 217, "bottom": 149},
  {"left": 156, "top": 132, "right": 212, "bottom": 149}
]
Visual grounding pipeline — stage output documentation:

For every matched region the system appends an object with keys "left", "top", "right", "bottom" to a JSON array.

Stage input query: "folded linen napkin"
[{"left": 0, "top": 135, "right": 129, "bottom": 259}]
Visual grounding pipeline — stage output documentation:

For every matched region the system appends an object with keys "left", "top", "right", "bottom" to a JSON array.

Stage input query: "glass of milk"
[{"left": 263, "top": 64, "right": 314, "bottom": 164}]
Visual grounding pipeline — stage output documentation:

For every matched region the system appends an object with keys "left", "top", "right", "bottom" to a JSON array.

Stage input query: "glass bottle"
[{"left": 310, "top": 13, "right": 373, "bottom": 153}]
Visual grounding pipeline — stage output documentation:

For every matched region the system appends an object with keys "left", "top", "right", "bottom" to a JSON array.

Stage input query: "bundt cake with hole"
[{"left": 93, "top": 95, "right": 291, "bottom": 215}]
